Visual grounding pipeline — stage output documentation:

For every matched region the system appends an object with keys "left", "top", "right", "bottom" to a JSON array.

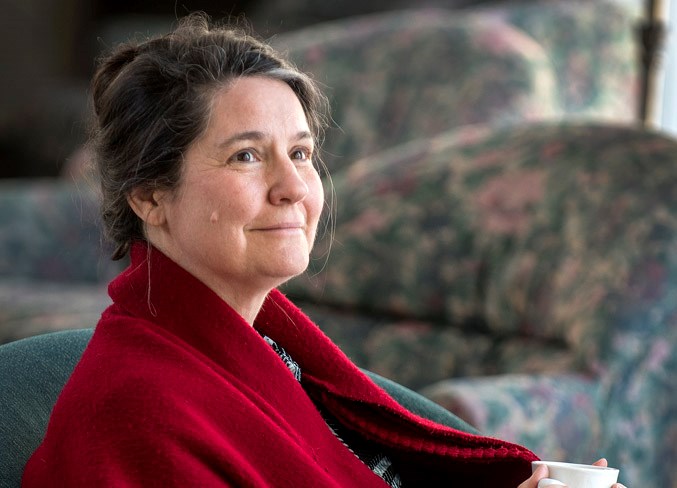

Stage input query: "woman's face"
[{"left": 145, "top": 76, "right": 324, "bottom": 306}]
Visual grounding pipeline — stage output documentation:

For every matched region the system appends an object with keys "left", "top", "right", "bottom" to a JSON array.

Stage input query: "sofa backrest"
[
  {"left": 0, "top": 180, "right": 122, "bottom": 283},
  {"left": 274, "top": 1, "right": 638, "bottom": 175},
  {"left": 274, "top": 8, "right": 558, "bottom": 174},
  {"left": 484, "top": 0, "right": 638, "bottom": 121},
  {"left": 285, "top": 124, "right": 677, "bottom": 364}
]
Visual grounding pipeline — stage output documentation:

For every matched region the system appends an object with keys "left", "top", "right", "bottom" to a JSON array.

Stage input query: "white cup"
[{"left": 532, "top": 461, "right": 619, "bottom": 488}]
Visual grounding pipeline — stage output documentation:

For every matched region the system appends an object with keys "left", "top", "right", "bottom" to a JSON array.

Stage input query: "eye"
[
  {"left": 290, "top": 147, "right": 312, "bottom": 161},
  {"left": 231, "top": 150, "right": 260, "bottom": 163}
]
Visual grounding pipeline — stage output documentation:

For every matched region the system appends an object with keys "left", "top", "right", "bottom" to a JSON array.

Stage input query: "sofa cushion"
[
  {"left": 296, "top": 301, "right": 578, "bottom": 390},
  {"left": 485, "top": 0, "right": 638, "bottom": 120}
]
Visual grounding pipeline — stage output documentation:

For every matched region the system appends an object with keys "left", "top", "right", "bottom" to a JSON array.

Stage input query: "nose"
[{"left": 267, "top": 155, "right": 309, "bottom": 205}]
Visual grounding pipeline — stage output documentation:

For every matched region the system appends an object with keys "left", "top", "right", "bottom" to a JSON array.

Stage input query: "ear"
[{"left": 127, "top": 187, "right": 169, "bottom": 227}]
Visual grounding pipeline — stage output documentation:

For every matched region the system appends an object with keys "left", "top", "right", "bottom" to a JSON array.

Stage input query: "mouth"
[{"left": 251, "top": 223, "right": 305, "bottom": 232}]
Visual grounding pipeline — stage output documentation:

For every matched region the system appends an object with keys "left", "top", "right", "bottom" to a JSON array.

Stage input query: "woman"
[{"left": 22, "top": 14, "right": 621, "bottom": 487}]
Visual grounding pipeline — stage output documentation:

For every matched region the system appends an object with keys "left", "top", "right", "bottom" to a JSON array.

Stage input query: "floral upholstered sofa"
[
  {"left": 283, "top": 123, "right": 677, "bottom": 488},
  {"left": 1, "top": 2, "right": 674, "bottom": 487}
]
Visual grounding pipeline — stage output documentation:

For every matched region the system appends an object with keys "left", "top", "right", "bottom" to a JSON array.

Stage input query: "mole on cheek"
[{"left": 210, "top": 211, "right": 219, "bottom": 223}]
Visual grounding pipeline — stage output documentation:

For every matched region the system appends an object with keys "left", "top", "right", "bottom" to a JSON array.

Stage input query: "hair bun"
[{"left": 91, "top": 44, "right": 140, "bottom": 117}]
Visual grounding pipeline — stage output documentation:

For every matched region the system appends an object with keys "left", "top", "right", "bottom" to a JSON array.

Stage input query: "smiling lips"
[{"left": 251, "top": 223, "right": 305, "bottom": 232}]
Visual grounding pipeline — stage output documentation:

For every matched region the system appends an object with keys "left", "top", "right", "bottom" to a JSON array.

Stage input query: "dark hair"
[{"left": 90, "top": 13, "right": 329, "bottom": 260}]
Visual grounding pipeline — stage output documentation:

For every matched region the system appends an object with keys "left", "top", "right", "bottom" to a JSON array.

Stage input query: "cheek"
[
  {"left": 307, "top": 173, "right": 325, "bottom": 225},
  {"left": 304, "top": 174, "right": 325, "bottom": 251},
  {"left": 202, "top": 177, "right": 254, "bottom": 224}
]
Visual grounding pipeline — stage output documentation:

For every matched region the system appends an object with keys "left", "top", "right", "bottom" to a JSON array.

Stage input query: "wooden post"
[{"left": 638, "top": 0, "right": 669, "bottom": 126}]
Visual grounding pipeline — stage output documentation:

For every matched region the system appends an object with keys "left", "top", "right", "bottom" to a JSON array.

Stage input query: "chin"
[
  {"left": 281, "top": 263, "right": 310, "bottom": 281},
  {"left": 264, "top": 259, "right": 310, "bottom": 285}
]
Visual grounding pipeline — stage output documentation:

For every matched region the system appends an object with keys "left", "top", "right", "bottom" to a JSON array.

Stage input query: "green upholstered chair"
[
  {"left": 0, "top": 328, "right": 477, "bottom": 488},
  {"left": 0, "top": 328, "right": 93, "bottom": 488}
]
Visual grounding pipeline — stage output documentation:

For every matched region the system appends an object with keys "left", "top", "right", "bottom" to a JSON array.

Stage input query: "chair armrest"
[
  {"left": 362, "top": 369, "right": 480, "bottom": 435},
  {"left": 420, "top": 374, "right": 602, "bottom": 462},
  {"left": 0, "top": 329, "right": 93, "bottom": 487}
]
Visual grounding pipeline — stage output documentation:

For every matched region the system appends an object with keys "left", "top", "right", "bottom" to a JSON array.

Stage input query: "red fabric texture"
[{"left": 23, "top": 243, "right": 537, "bottom": 487}]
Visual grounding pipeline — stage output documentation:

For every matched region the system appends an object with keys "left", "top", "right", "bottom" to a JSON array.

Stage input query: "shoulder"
[
  {"left": 35, "top": 317, "right": 250, "bottom": 476},
  {"left": 63, "top": 315, "right": 234, "bottom": 419}
]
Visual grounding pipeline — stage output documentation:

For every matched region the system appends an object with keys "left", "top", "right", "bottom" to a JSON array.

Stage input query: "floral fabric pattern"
[
  {"left": 274, "top": 8, "right": 558, "bottom": 173},
  {"left": 285, "top": 123, "right": 677, "bottom": 488},
  {"left": 484, "top": 0, "right": 638, "bottom": 120}
]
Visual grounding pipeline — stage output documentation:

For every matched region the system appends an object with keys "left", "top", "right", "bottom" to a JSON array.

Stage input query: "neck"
[
  {"left": 216, "top": 289, "right": 268, "bottom": 326},
  {"left": 142, "top": 238, "right": 273, "bottom": 326}
]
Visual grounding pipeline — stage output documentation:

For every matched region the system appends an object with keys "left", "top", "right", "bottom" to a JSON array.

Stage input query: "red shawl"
[{"left": 23, "top": 243, "right": 536, "bottom": 487}]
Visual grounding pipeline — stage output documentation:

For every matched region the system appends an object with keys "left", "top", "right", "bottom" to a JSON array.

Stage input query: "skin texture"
[
  {"left": 518, "top": 459, "right": 627, "bottom": 488},
  {"left": 129, "top": 76, "right": 324, "bottom": 324}
]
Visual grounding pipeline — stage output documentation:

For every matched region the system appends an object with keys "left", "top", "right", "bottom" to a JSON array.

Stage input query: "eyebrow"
[{"left": 216, "top": 130, "right": 313, "bottom": 149}]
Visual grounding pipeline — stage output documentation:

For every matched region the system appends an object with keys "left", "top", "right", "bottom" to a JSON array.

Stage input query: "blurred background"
[{"left": 0, "top": 0, "right": 674, "bottom": 179}]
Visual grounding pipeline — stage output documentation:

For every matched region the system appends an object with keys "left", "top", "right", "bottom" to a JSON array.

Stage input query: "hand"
[{"left": 517, "top": 459, "right": 627, "bottom": 488}]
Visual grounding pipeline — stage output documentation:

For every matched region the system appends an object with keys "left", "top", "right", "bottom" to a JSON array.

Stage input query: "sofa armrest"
[{"left": 420, "top": 374, "right": 602, "bottom": 462}]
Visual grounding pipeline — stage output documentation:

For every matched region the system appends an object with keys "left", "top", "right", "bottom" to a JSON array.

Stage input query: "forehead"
[{"left": 206, "top": 76, "right": 309, "bottom": 132}]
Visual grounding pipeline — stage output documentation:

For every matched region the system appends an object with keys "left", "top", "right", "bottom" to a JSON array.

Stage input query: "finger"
[
  {"left": 537, "top": 478, "right": 566, "bottom": 488},
  {"left": 518, "top": 465, "right": 548, "bottom": 488},
  {"left": 532, "top": 464, "right": 548, "bottom": 480},
  {"left": 592, "top": 458, "right": 608, "bottom": 467},
  {"left": 611, "top": 484, "right": 626, "bottom": 488}
]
